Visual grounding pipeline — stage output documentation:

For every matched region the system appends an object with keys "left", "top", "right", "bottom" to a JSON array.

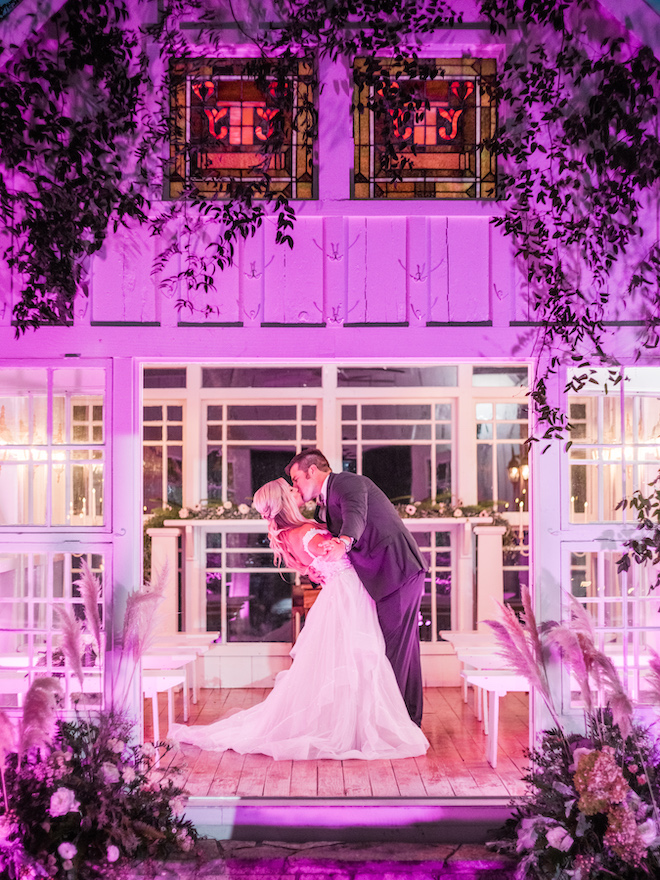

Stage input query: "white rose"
[
  {"left": 177, "top": 830, "right": 193, "bottom": 852},
  {"left": 453, "top": 508, "right": 463, "bottom": 517},
  {"left": 546, "top": 825, "right": 573, "bottom": 851},
  {"left": 569, "top": 746, "right": 594, "bottom": 772},
  {"left": 101, "top": 762, "right": 120, "bottom": 784},
  {"left": 49, "top": 788, "right": 80, "bottom": 817},
  {"left": 107, "top": 844, "right": 120, "bottom": 863},
  {"left": 638, "top": 818, "right": 657, "bottom": 846},
  {"left": 171, "top": 796, "right": 185, "bottom": 816},
  {"left": 58, "top": 842, "right": 77, "bottom": 860},
  {"left": 223, "top": 500, "right": 233, "bottom": 510},
  {"left": 122, "top": 766, "right": 136, "bottom": 784},
  {"left": 238, "top": 503, "right": 250, "bottom": 514},
  {"left": 179, "top": 508, "right": 189, "bottom": 519}
]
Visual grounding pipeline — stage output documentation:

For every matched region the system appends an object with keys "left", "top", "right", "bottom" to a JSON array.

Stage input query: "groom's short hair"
[{"left": 286, "top": 448, "right": 331, "bottom": 475}]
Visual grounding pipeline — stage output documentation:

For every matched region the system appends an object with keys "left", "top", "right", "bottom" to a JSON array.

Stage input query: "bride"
[{"left": 169, "top": 478, "right": 429, "bottom": 760}]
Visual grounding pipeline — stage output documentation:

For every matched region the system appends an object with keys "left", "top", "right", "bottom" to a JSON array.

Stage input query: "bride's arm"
[{"left": 288, "top": 524, "right": 337, "bottom": 563}]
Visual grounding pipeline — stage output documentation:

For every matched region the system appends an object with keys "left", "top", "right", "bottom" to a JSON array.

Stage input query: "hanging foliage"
[{"left": 0, "top": 0, "right": 147, "bottom": 332}]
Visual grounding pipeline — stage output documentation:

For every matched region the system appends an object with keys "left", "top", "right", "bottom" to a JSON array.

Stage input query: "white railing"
[{"left": 150, "top": 518, "right": 505, "bottom": 642}]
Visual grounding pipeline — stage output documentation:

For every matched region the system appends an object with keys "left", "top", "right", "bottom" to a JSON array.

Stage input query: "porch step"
[
  {"left": 127, "top": 839, "right": 516, "bottom": 879},
  {"left": 182, "top": 796, "right": 518, "bottom": 845}
]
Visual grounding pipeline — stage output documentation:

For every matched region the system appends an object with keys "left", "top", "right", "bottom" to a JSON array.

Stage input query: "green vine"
[{"left": 0, "top": 0, "right": 147, "bottom": 333}]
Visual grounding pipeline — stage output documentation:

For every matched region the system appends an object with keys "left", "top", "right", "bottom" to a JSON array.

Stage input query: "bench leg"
[
  {"left": 151, "top": 694, "right": 159, "bottom": 746},
  {"left": 487, "top": 690, "right": 500, "bottom": 768},
  {"left": 482, "top": 687, "right": 489, "bottom": 736},
  {"left": 182, "top": 678, "right": 189, "bottom": 722}
]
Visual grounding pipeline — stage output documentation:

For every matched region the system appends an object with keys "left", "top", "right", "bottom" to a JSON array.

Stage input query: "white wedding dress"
[{"left": 170, "top": 529, "right": 429, "bottom": 760}]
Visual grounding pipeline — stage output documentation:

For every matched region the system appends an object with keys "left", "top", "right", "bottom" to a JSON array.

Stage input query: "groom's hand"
[{"left": 318, "top": 537, "right": 348, "bottom": 561}]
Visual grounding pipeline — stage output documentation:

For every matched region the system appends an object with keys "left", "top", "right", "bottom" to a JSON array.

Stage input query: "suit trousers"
[{"left": 374, "top": 569, "right": 425, "bottom": 727}]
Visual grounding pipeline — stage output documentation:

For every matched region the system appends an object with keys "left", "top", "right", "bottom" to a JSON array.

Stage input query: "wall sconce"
[{"left": 507, "top": 453, "right": 529, "bottom": 486}]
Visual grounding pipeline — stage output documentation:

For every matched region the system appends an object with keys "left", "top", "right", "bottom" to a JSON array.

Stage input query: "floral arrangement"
[
  {"left": 394, "top": 499, "right": 495, "bottom": 519},
  {"left": 487, "top": 588, "right": 660, "bottom": 879},
  {"left": 0, "top": 702, "right": 196, "bottom": 879},
  {"left": 0, "top": 561, "right": 196, "bottom": 879},
  {"left": 150, "top": 495, "right": 497, "bottom": 523}
]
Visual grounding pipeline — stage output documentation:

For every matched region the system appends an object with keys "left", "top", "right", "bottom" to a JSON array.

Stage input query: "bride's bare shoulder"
[{"left": 288, "top": 523, "right": 329, "bottom": 558}]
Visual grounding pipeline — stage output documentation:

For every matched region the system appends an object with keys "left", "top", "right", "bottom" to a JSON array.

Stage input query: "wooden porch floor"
[{"left": 146, "top": 686, "right": 529, "bottom": 799}]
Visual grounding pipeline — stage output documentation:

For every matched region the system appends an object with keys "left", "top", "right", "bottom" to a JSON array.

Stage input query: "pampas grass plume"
[
  {"left": 19, "top": 678, "right": 63, "bottom": 755},
  {"left": 78, "top": 559, "right": 103, "bottom": 657},
  {"left": 0, "top": 710, "right": 15, "bottom": 761},
  {"left": 55, "top": 604, "right": 86, "bottom": 690}
]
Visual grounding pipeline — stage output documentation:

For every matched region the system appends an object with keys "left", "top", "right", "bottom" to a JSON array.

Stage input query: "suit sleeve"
[{"left": 334, "top": 475, "right": 368, "bottom": 542}]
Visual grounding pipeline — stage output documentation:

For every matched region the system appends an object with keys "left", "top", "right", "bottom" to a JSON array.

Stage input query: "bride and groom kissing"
[{"left": 171, "top": 448, "right": 429, "bottom": 760}]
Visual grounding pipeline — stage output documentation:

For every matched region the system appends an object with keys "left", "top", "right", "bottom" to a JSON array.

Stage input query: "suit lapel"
[{"left": 324, "top": 473, "right": 336, "bottom": 533}]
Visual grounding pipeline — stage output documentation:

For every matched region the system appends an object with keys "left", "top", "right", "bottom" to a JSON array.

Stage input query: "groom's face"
[{"left": 289, "top": 463, "right": 323, "bottom": 503}]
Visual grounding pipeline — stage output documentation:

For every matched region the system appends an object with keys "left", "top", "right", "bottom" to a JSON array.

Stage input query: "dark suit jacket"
[{"left": 317, "top": 471, "right": 426, "bottom": 602}]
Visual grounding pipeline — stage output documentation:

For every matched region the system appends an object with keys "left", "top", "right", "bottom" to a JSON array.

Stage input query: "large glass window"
[
  {"left": 143, "top": 362, "right": 529, "bottom": 641},
  {"left": 568, "top": 368, "right": 660, "bottom": 524},
  {"left": 568, "top": 548, "right": 660, "bottom": 705},
  {"left": 0, "top": 550, "right": 105, "bottom": 709},
  {"left": 0, "top": 368, "right": 106, "bottom": 527},
  {"left": 143, "top": 404, "right": 184, "bottom": 513},
  {"left": 206, "top": 529, "right": 294, "bottom": 641},
  {"left": 206, "top": 402, "right": 318, "bottom": 505},
  {"left": 476, "top": 402, "right": 529, "bottom": 512},
  {"left": 341, "top": 402, "right": 451, "bottom": 502}
]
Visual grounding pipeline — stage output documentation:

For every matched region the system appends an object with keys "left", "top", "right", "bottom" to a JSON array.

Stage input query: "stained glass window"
[
  {"left": 353, "top": 57, "right": 497, "bottom": 199},
  {"left": 169, "top": 58, "right": 315, "bottom": 199}
]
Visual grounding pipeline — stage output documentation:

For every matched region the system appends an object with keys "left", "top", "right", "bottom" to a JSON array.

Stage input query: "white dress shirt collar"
[{"left": 319, "top": 473, "right": 331, "bottom": 504}]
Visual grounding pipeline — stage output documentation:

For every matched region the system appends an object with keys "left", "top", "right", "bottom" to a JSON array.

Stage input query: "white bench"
[
  {"left": 142, "top": 669, "right": 188, "bottom": 747},
  {"left": 463, "top": 670, "right": 530, "bottom": 768}
]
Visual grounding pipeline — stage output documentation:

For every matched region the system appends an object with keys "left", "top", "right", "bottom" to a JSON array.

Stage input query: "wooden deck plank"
[
  {"left": 290, "top": 759, "right": 318, "bottom": 796},
  {"left": 182, "top": 746, "right": 224, "bottom": 797},
  {"left": 391, "top": 756, "right": 428, "bottom": 797},
  {"left": 207, "top": 748, "right": 245, "bottom": 796},
  {"left": 367, "top": 759, "right": 399, "bottom": 797},
  {"left": 236, "top": 752, "right": 270, "bottom": 797},
  {"left": 342, "top": 759, "right": 372, "bottom": 796},
  {"left": 263, "top": 759, "right": 293, "bottom": 796},
  {"left": 318, "top": 758, "right": 346, "bottom": 797}
]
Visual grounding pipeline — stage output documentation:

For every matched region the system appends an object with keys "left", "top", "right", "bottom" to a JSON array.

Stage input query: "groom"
[{"left": 286, "top": 449, "right": 427, "bottom": 726}]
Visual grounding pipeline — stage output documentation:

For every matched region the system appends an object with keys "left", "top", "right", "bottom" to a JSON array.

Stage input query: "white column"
[
  {"left": 147, "top": 527, "right": 182, "bottom": 636},
  {"left": 455, "top": 521, "right": 476, "bottom": 632},
  {"left": 474, "top": 525, "right": 506, "bottom": 631}
]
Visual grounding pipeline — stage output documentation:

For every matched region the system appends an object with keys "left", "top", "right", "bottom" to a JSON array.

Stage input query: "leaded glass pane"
[
  {"left": 353, "top": 57, "right": 496, "bottom": 200},
  {"left": 171, "top": 59, "right": 316, "bottom": 200}
]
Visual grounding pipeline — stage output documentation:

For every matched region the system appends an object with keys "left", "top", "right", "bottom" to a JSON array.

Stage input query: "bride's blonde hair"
[{"left": 253, "top": 477, "right": 308, "bottom": 571}]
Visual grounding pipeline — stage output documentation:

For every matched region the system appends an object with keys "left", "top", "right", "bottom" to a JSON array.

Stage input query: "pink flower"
[
  {"left": 179, "top": 508, "right": 189, "bottom": 519},
  {"left": 58, "top": 842, "right": 77, "bottom": 860},
  {"left": 49, "top": 788, "right": 80, "bottom": 817},
  {"left": 405, "top": 504, "right": 417, "bottom": 515},
  {"left": 569, "top": 746, "right": 594, "bottom": 773},
  {"left": 101, "top": 762, "right": 120, "bottom": 784},
  {"left": 107, "top": 844, "right": 120, "bottom": 863},
  {"left": 122, "top": 766, "right": 136, "bottom": 784},
  {"left": 546, "top": 825, "right": 573, "bottom": 851}
]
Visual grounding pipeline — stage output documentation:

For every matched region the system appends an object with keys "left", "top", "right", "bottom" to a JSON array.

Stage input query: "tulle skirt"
[{"left": 170, "top": 565, "right": 429, "bottom": 760}]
